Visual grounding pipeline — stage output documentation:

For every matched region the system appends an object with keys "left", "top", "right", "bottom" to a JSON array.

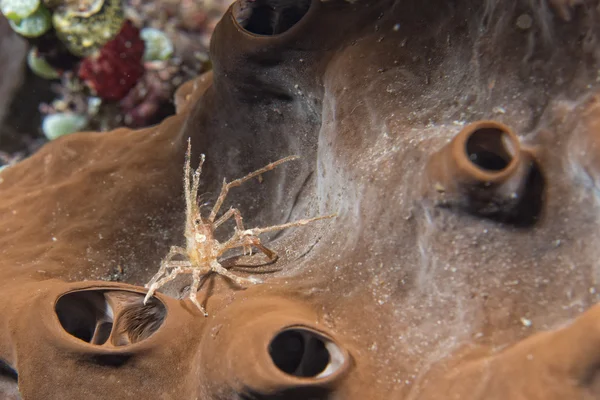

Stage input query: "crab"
[{"left": 143, "top": 138, "right": 335, "bottom": 316}]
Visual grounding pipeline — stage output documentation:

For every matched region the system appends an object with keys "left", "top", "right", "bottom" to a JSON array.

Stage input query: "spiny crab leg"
[
  {"left": 209, "top": 260, "right": 262, "bottom": 285},
  {"left": 144, "top": 249, "right": 188, "bottom": 290},
  {"left": 207, "top": 155, "right": 299, "bottom": 223},
  {"left": 214, "top": 207, "right": 251, "bottom": 254},
  {"left": 240, "top": 214, "right": 337, "bottom": 236},
  {"left": 189, "top": 270, "right": 207, "bottom": 316},
  {"left": 184, "top": 139, "right": 205, "bottom": 213},
  {"left": 214, "top": 207, "right": 245, "bottom": 230},
  {"left": 219, "top": 214, "right": 337, "bottom": 260},
  {"left": 144, "top": 262, "right": 194, "bottom": 304},
  {"left": 143, "top": 138, "right": 336, "bottom": 316}
]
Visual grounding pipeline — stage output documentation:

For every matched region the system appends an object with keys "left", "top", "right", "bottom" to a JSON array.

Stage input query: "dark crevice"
[
  {"left": 55, "top": 291, "right": 107, "bottom": 344},
  {"left": 0, "top": 358, "right": 20, "bottom": 400},
  {"left": 55, "top": 290, "right": 166, "bottom": 347},
  {"left": 501, "top": 162, "right": 545, "bottom": 227},
  {"left": 243, "top": 386, "right": 329, "bottom": 400},
  {"left": 235, "top": 0, "right": 312, "bottom": 36},
  {"left": 86, "top": 354, "right": 133, "bottom": 368},
  {"left": 465, "top": 127, "right": 514, "bottom": 172},
  {"left": 272, "top": 171, "right": 314, "bottom": 242},
  {"left": 0, "top": 360, "right": 17, "bottom": 382},
  {"left": 268, "top": 329, "right": 333, "bottom": 378},
  {"left": 92, "top": 322, "right": 113, "bottom": 346},
  {"left": 441, "top": 159, "right": 545, "bottom": 228},
  {"left": 270, "top": 330, "right": 306, "bottom": 375}
]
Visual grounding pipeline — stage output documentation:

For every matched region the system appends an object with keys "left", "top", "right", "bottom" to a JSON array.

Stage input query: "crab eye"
[{"left": 195, "top": 219, "right": 201, "bottom": 225}]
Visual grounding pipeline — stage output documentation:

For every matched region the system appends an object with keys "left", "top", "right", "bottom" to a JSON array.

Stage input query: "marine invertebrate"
[
  {"left": 41, "top": 112, "right": 88, "bottom": 140},
  {"left": 0, "top": 0, "right": 40, "bottom": 21},
  {"left": 425, "top": 120, "right": 543, "bottom": 223},
  {"left": 78, "top": 20, "right": 145, "bottom": 101},
  {"left": 6, "top": 3, "right": 51, "bottom": 37},
  {"left": 140, "top": 27, "right": 173, "bottom": 61},
  {"left": 144, "top": 139, "right": 335, "bottom": 316},
  {"left": 118, "top": 65, "right": 173, "bottom": 127},
  {"left": 54, "top": 289, "right": 166, "bottom": 347},
  {"left": 198, "top": 297, "right": 351, "bottom": 396},
  {"left": 51, "top": 0, "right": 125, "bottom": 57},
  {"left": 232, "top": 0, "right": 312, "bottom": 35},
  {"left": 27, "top": 47, "right": 60, "bottom": 79},
  {"left": 4, "top": 0, "right": 600, "bottom": 398}
]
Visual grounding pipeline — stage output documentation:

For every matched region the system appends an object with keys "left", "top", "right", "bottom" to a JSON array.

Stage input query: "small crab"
[{"left": 144, "top": 138, "right": 335, "bottom": 316}]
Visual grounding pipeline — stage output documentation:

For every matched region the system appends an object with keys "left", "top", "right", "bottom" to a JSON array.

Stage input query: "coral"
[
  {"left": 117, "top": 65, "right": 173, "bottom": 127},
  {"left": 41, "top": 112, "right": 88, "bottom": 140},
  {"left": 140, "top": 27, "right": 174, "bottom": 61},
  {"left": 5, "top": 0, "right": 220, "bottom": 149},
  {"left": 78, "top": 20, "right": 145, "bottom": 101},
  {"left": 51, "top": 0, "right": 125, "bottom": 57},
  {"left": 117, "top": 53, "right": 211, "bottom": 128},
  {"left": 27, "top": 47, "right": 60, "bottom": 79},
  {"left": 7, "top": 4, "right": 51, "bottom": 37},
  {"left": 0, "top": 0, "right": 40, "bottom": 21},
  {"left": 424, "top": 120, "right": 542, "bottom": 223},
  {"left": 2, "top": 0, "right": 600, "bottom": 399}
]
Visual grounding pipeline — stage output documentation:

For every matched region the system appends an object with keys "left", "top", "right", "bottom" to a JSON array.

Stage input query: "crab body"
[{"left": 188, "top": 220, "right": 218, "bottom": 266}]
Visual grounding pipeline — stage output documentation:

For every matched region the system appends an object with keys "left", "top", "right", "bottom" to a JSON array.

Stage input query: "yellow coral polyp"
[{"left": 52, "top": 0, "right": 124, "bottom": 57}]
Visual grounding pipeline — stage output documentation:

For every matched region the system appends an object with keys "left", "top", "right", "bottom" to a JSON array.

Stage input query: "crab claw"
[{"left": 143, "top": 285, "right": 157, "bottom": 305}]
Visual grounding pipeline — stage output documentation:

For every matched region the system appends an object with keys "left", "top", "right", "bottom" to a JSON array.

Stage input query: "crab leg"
[
  {"left": 210, "top": 260, "right": 262, "bottom": 286},
  {"left": 243, "top": 237, "right": 277, "bottom": 260},
  {"left": 221, "top": 234, "right": 278, "bottom": 260},
  {"left": 242, "top": 214, "right": 336, "bottom": 236},
  {"left": 144, "top": 248, "right": 188, "bottom": 289},
  {"left": 183, "top": 139, "right": 193, "bottom": 213},
  {"left": 214, "top": 207, "right": 252, "bottom": 254},
  {"left": 208, "top": 155, "right": 299, "bottom": 223},
  {"left": 189, "top": 270, "right": 208, "bottom": 316},
  {"left": 214, "top": 207, "right": 244, "bottom": 229},
  {"left": 144, "top": 263, "right": 194, "bottom": 304},
  {"left": 184, "top": 138, "right": 205, "bottom": 231},
  {"left": 168, "top": 246, "right": 187, "bottom": 255}
]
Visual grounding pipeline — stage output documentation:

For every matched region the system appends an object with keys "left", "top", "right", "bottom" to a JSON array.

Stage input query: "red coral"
[
  {"left": 78, "top": 21, "right": 145, "bottom": 101},
  {"left": 119, "top": 69, "right": 172, "bottom": 128}
]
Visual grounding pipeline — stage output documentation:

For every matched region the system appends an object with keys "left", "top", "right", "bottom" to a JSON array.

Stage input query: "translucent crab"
[{"left": 144, "top": 139, "right": 334, "bottom": 316}]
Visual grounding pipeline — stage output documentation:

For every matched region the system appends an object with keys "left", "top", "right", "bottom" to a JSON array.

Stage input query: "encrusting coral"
[
  {"left": 77, "top": 20, "right": 145, "bottom": 101},
  {"left": 51, "top": 0, "right": 125, "bottom": 57},
  {"left": 0, "top": 0, "right": 217, "bottom": 147}
]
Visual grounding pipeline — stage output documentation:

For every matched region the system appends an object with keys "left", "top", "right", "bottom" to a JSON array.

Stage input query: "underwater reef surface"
[
  {"left": 0, "top": 0, "right": 225, "bottom": 162},
  {"left": 1, "top": 0, "right": 600, "bottom": 398}
]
